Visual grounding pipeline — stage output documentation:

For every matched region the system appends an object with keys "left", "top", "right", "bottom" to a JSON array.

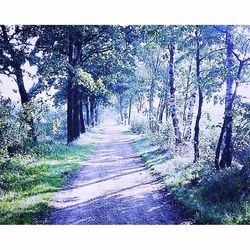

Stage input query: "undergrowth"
[
  {"left": 0, "top": 143, "right": 95, "bottom": 224},
  {"left": 132, "top": 135, "right": 250, "bottom": 224}
]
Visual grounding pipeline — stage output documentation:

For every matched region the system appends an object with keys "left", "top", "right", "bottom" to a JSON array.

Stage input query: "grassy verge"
[
  {"left": 131, "top": 135, "right": 250, "bottom": 224},
  {"left": 0, "top": 143, "right": 95, "bottom": 224}
]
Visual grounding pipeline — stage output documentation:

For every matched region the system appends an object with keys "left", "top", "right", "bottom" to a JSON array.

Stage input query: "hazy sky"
[{"left": 1, "top": 73, "right": 249, "bottom": 103}]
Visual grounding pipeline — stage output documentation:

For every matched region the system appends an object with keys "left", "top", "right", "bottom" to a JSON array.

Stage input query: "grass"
[
  {"left": 0, "top": 143, "right": 95, "bottom": 224},
  {"left": 122, "top": 130, "right": 134, "bottom": 135},
  {"left": 131, "top": 134, "right": 250, "bottom": 224}
]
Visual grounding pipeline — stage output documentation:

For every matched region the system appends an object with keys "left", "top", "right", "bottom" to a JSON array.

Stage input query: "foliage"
[
  {"left": 146, "top": 122, "right": 175, "bottom": 151},
  {"left": 132, "top": 134, "right": 250, "bottom": 224},
  {"left": 130, "top": 120, "right": 147, "bottom": 134},
  {"left": 0, "top": 95, "right": 31, "bottom": 156}
]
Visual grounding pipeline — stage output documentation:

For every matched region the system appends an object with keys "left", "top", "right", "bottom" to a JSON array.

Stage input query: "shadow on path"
[{"left": 45, "top": 124, "right": 190, "bottom": 225}]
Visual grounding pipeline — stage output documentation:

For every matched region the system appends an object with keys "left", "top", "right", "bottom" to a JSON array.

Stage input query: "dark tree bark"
[
  {"left": 79, "top": 98, "right": 86, "bottom": 134},
  {"left": 67, "top": 35, "right": 75, "bottom": 143},
  {"left": 182, "top": 63, "right": 192, "bottom": 125},
  {"left": 156, "top": 97, "right": 162, "bottom": 122},
  {"left": 184, "top": 86, "right": 196, "bottom": 141},
  {"left": 90, "top": 95, "right": 95, "bottom": 127},
  {"left": 15, "top": 65, "right": 37, "bottom": 142},
  {"left": 193, "top": 32, "right": 203, "bottom": 163},
  {"left": 73, "top": 85, "right": 80, "bottom": 139},
  {"left": 193, "top": 87, "right": 203, "bottom": 162},
  {"left": 85, "top": 97, "right": 90, "bottom": 126},
  {"left": 94, "top": 103, "right": 98, "bottom": 125},
  {"left": 15, "top": 67, "right": 29, "bottom": 105},
  {"left": 168, "top": 43, "right": 182, "bottom": 145}
]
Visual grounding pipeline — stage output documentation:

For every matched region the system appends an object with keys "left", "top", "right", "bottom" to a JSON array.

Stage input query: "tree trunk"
[
  {"left": 156, "top": 97, "right": 162, "bottom": 122},
  {"left": 128, "top": 97, "right": 132, "bottom": 125},
  {"left": 15, "top": 66, "right": 37, "bottom": 142},
  {"left": 94, "top": 103, "right": 98, "bottom": 125},
  {"left": 67, "top": 36, "right": 74, "bottom": 143},
  {"left": 215, "top": 27, "right": 235, "bottom": 169},
  {"left": 193, "top": 87, "right": 203, "bottom": 162},
  {"left": 80, "top": 98, "right": 86, "bottom": 133},
  {"left": 90, "top": 96, "right": 95, "bottom": 127},
  {"left": 149, "top": 77, "right": 156, "bottom": 130},
  {"left": 119, "top": 94, "right": 124, "bottom": 123},
  {"left": 159, "top": 82, "right": 169, "bottom": 124},
  {"left": 183, "top": 63, "right": 196, "bottom": 142},
  {"left": 182, "top": 63, "right": 192, "bottom": 125},
  {"left": 85, "top": 97, "right": 90, "bottom": 126},
  {"left": 184, "top": 86, "right": 196, "bottom": 141},
  {"left": 193, "top": 34, "right": 203, "bottom": 163},
  {"left": 73, "top": 85, "right": 80, "bottom": 139},
  {"left": 169, "top": 43, "right": 181, "bottom": 145}
]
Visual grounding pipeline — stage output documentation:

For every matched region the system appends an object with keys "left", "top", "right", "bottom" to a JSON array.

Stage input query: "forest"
[{"left": 0, "top": 25, "right": 250, "bottom": 224}]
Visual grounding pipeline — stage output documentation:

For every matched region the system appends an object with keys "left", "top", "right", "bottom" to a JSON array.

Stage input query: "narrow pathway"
[{"left": 46, "top": 124, "right": 189, "bottom": 224}]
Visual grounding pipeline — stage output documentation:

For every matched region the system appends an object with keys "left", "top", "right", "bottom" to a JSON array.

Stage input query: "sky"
[{"left": 1, "top": 70, "right": 249, "bottom": 103}]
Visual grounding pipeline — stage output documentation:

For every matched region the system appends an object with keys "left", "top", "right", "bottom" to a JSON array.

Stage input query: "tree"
[
  {"left": 215, "top": 25, "right": 250, "bottom": 169},
  {"left": 35, "top": 25, "right": 131, "bottom": 143},
  {"left": 0, "top": 25, "right": 38, "bottom": 142}
]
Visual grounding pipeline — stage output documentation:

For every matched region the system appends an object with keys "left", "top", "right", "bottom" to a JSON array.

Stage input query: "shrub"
[
  {"left": 131, "top": 120, "right": 147, "bottom": 134},
  {"left": 147, "top": 122, "right": 175, "bottom": 151},
  {"left": 0, "top": 95, "right": 31, "bottom": 156},
  {"left": 199, "top": 166, "right": 250, "bottom": 203}
]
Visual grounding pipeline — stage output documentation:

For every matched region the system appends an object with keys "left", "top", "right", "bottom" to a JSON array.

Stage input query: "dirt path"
[{"left": 45, "top": 123, "right": 190, "bottom": 224}]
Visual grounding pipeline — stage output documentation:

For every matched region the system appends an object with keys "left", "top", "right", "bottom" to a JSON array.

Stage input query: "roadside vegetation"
[
  {"left": 0, "top": 142, "right": 94, "bottom": 224},
  {"left": 131, "top": 131, "right": 250, "bottom": 224}
]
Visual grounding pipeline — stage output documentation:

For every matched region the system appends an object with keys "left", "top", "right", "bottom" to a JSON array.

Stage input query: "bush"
[
  {"left": 0, "top": 95, "right": 31, "bottom": 156},
  {"left": 131, "top": 120, "right": 147, "bottom": 134},
  {"left": 200, "top": 166, "right": 250, "bottom": 203},
  {"left": 37, "top": 107, "right": 67, "bottom": 141},
  {"left": 147, "top": 122, "right": 175, "bottom": 151}
]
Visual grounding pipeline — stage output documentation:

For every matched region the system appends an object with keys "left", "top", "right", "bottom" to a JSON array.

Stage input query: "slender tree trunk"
[
  {"left": 119, "top": 94, "right": 124, "bottom": 123},
  {"left": 156, "top": 97, "right": 162, "bottom": 122},
  {"left": 73, "top": 85, "right": 80, "bottom": 139},
  {"left": 159, "top": 82, "right": 169, "bottom": 124},
  {"left": 94, "top": 103, "right": 98, "bottom": 125},
  {"left": 169, "top": 44, "right": 181, "bottom": 145},
  {"left": 215, "top": 27, "right": 235, "bottom": 169},
  {"left": 149, "top": 77, "right": 156, "bottom": 130},
  {"left": 79, "top": 98, "right": 86, "bottom": 133},
  {"left": 193, "top": 34, "right": 203, "bottom": 163},
  {"left": 90, "top": 96, "right": 95, "bottom": 127},
  {"left": 193, "top": 87, "right": 203, "bottom": 162},
  {"left": 184, "top": 87, "right": 196, "bottom": 141},
  {"left": 158, "top": 101, "right": 165, "bottom": 123},
  {"left": 128, "top": 97, "right": 132, "bottom": 125},
  {"left": 165, "top": 101, "right": 169, "bottom": 122},
  {"left": 85, "top": 97, "right": 90, "bottom": 126},
  {"left": 183, "top": 64, "right": 196, "bottom": 141},
  {"left": 67, "top": 36, "right": 74, "bottom": 143},
  {"left": 182, "top": 64, "right": 192, "bottom": 124}
]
